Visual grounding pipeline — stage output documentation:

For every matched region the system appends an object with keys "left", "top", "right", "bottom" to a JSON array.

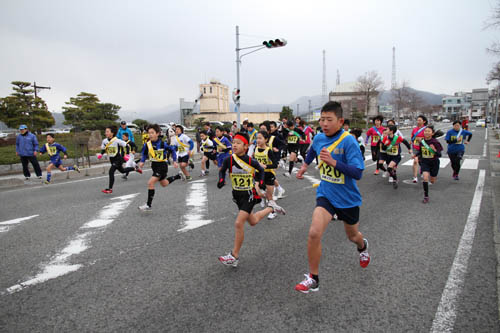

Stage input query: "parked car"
[
  {"left": 476, "top": 119, "right": 486, "bottom": 127},
  {"left": 442, "top": 119, "right": 450, "bottom": 123},
  {"left": 0, "top": 132, "right": 8, "bottom": 138},
  {"left": 209, "top": 121, "right": 224, "bottom": 127},
  {"left": 126, "top": 123, "right": 140, "bottom": 133}
]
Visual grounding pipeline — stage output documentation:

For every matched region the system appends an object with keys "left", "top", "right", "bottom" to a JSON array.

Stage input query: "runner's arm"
[
  {"left": 140, "top": 143, "right": 148, "bottom": 163},
  {"left": 401, "top": 139, "right": 411, "bottom": 150},
  {"left": 217, "top": 156, "right": 230, "bottom": 185},
  {"left": 267, "top": 149, "right": 279, "bottom": 169},
  {"left": 304, "top": 148, "right": 316, "bottom": 165},
  {"left": 334, "top": 161, "right": 363, "bottom": 180},
  {"left": 250, "top": 158, "right": 266, "bottom": 187}
]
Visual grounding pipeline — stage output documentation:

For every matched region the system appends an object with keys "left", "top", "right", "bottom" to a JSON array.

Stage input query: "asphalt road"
[{"left": 0, "top": 126, "right": 498, "bottom": 332}]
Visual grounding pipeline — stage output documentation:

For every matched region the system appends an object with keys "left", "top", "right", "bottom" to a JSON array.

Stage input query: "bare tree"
[
  {"left": 485, "top": 1, "right": 500, "bottom": 55},
  {"left": 486, "top": 61, "right": 500, "bottom": 83},
  {"left": 390, "top": 80, "right": 410, "bottom": 122},
  {"left": 406, "top": 90, "right": 425, "bottom": 124},
  {"left": 354, "top": 71, "right": 384, "bottom": 127}
]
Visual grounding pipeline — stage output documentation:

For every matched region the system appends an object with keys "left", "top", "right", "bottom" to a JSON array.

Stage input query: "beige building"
[
  {"left": 329, "top": 82, "right": 379, "bottom": 119},
  {"left": 190, "top": 80, "right": 280, "bottom": 125}
]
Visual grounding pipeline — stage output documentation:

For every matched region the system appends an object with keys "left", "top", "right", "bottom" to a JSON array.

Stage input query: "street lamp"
[{"left": 235, "top": 26, "right": 287, "bottom": 128}]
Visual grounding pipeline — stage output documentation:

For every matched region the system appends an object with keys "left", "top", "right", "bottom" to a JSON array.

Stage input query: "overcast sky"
[{"left": 1, "top": 0, "right": 499, "bottom": 114}]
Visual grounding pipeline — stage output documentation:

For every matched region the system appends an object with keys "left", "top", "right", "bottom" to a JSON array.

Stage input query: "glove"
[
  {"left": 217, "top": 179, "right": 225, "bottom": 189},
  {"left": 259, "top": 180, "right": 266, "bottom": 192},
  {"left": 123, "top": 155, "right": 130, "bottom": 162},
  {"left": 97, "top": 154, "right": 103, "bottom": 160}
]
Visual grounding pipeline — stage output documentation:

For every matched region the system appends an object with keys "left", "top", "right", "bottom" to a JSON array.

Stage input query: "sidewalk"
[
  {"left": 0, "top": 152, "right": 205, "bottom": 188},
  {"left": 488, "top": 127, "right": 500, "bottom": 321}
]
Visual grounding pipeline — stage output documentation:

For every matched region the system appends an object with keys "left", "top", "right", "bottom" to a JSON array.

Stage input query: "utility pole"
[
  {"left": 32, "top": 81, "right": 51, "bottom": 129},
  {"left": 33, "top": 81, "right": 51, "bottom": 100},
  {"left": 235, "top": 26, "right": 241, "bottom": 128},
  {"left": 296, "top": 104, "right": 300, "bottom": 117}
]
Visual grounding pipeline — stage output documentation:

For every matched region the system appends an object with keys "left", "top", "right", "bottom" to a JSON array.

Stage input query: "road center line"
[
  {"left": 6, "top": 193, "right": 138, "bottom": 294},
  {"left": 430, "top": 169, "right": 485, "bottom": 333},
  {"left": 0, "top": 214, "right": 39, "bottom": 225}
]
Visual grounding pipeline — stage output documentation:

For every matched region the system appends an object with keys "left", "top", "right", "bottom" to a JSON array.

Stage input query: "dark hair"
[
  {"left": 233, "top": 121, "right": 237, "bottom": 124},
  {"left": 257, "top": 130, "right": 269, "bottom": 140},
  {"left": 295, "top": 116, "right": 302, "bottom": 121},
  {"left": 106, "top": 125, "right": 118, "bottom": 136},
  {"left": 175, "top": 124, "right": 184, "bottom": 133},
  {"left": 282, "top": 117, "right": 288, "bottom": 121},
  {"left": 259, "top": 122, "right": 270, "bottom": 132},
  {"left": 147, "top": 124, "right": 161, "bottom": 134},
  {"left": 215, "top": 126, "right": 224, "bottom": 132},
  {"left": 350, "top": 128, "right": 362, "bottom": 139},
  {"left": 223, "top": 127, "right": 230, "bottom": 133},
  {"left": 387, "top": 119, "right": 396, "bottom": 125},
  {"left": 418, "top": 115, "right": 428, "bottom": 125},
  {"left": 46, "top": 133, "right": 55, "bottom": 138},
  {"left": 122, "top": 132, "right": 129, "bottom": 138},
  {"left": 203, "top": 122, "right": 210, "bottom": 127},
  {"left": 373, "top": 115, "right": 384, "bottom": 123},
  {"left": 234, "top": 132, "right": 250, "bottom": 144},
  {"left": 388, "top": 125, "right": 398, "bottom": 133},
  {"left": 299, "top": 120, "right": 307, "bottom": 127},
  {"left": 321, "top": 101, "right": 343, "bottom": 118},
  {"left": 269, "top": 121, "right": 277, "bottom": 128},
  {"left": 286, "top": 120, "right": 295, "bottom": 127},
  {"left": 343, "top": 119, "right": 350, "bottom": 126},
  {"left": 452, "top": 120, "right": 461, "bottom": 126},
  {"left": 247, "top": 122, "right": 254, "bottom": 128},
  {"left": 242, "top": 120, "right": 249, "bottom": 125},
  {"left": 200, "top": 130, "right": 208, "bottom": 135}
]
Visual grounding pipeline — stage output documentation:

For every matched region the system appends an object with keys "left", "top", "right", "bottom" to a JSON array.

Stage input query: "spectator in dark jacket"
[{"left": 16, "top": 124, "right": 42, "bottom": 179}]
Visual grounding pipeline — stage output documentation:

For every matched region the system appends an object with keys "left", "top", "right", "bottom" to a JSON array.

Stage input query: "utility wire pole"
[{"left": 33, "top": 81, "right": 51, "bottom": 100}]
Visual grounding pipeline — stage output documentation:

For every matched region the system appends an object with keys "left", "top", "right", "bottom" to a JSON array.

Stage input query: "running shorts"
[
  {"left": 177, "top": 155, "right": 189, "bottom": 164},
  {"left": 232, "top": 191, "right": 259, "bottom": 214},
  {"left": 316, "top": 197, "right": 360, "bottom": 225},
  {"left": 151, "top": 161, "right": 168, "bottom": 181},
  {"left": 420, "top": 159, "right": 440, "bottom": 177}
]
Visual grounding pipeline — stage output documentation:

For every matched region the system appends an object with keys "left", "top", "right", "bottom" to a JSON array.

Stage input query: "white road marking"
[
  {"left": 430, "top": 169, "right": 485, "bottom": 333},
  {"left": 303, "top": 174, "right": 320, "bottom": 186},
  {"left": 439, "top": 158, "right": 450, "bottom": 169},
  {"left": 6, "top": 193, "right": 138, "bottom": 294},
  {"left": 0, "top": 214, "right": 39, "bottom": 225},
  {"left": 461, "top": 159, "right": 479, "bottom": 170},
  {"left": 402, "top": 159, "right": 414, "bottom": 166},
  {"left": 482, "top": 142, "right": 487, "bottom": 158},
  {"left": 485, "top": 129, "right": 488, "bottom": 140},
  {"left": 0, "top": 226, "right": 9, "bottom": 233},
  {"left": 178, "top": 179, "right": 212, "bottom": 232}
]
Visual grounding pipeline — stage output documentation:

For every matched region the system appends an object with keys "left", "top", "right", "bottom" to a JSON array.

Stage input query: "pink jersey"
[
  {"left": 299, "top": 126, "right": 314, "bottom": 144},
  {"left": 411, "top": 126, "right": 426, "bottom": 150},
  {"left": 365, "top": 126, "right": 385, "bottom": 147}
]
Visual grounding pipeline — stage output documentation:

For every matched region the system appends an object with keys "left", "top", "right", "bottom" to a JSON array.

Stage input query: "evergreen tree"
[
  {"left": 280, "top": 106, "right": 294, "bottom": 120},
  {"left": 62, "top": 92, "right": 120, "bottom": 130}
]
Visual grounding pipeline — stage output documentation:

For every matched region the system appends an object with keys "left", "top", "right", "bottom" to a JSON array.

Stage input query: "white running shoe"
[
  {"left": 412, "top": 177, "right": 418, "bottom": 183},
  {"left": 138, "top": 204, "right": 152, "bottom": 211},
  {"left": 388, "top": 176, "right": 394, "bottom": 183},
  {"left": 277, "top": 187, "right": 286, "bottom": 199},
  {"left": 268, "top": 200, "right": 286, "bottom": 215},
  {"left": 260, "top": 198, "right": 266, "bottom": 208},
  {"left": 283, "top": 172, "right": 291, "bottom": 178},
  {"left": 179, "top": 171, "right": 187, "bottom": 181},
  {"left": 382, "top": 172, "right": 388, "bottom": 178},
  {"left": 218, "top": 252, "right": 239, "bottom": 267},
  {"left": 267, "top": 212, "right": 277, "bottom": 220}
]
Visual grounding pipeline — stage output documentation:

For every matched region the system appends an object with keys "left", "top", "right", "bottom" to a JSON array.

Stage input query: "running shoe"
[
  {"left": 102, "top": 189, "right": 113, "bottom": 194},
  {"left": 186, "top": 175, "right": 192, "bottom": 181},
  {"left": 189, "top": 158, "right": 195, "bottom": 169},
  {"left": 200, "top": 171, "right": 205, "bottom": 177},
  {"left": 74, "top": 165, "right": 81, "bottom": 173},
  {"left": 138, "top": 204, "right": 152, "bottom": 211},
  {"left": 260, "top": 198, "right": 266, "bottom": 208},
  {"left": 454, "top": 175, "right": 459, "bottom": 181},
  {"left": 359, "top": 238, "right": 370, "bottom": 268},
  {"left": 373, "top": 170, "right": 379, "bottom": 175},
  {"left": 136, "top": 168, "right": 143, "bottom": 174},
  {"left": 178, "top": 171, "right": 186, "bottom": 181},
  {"left": 382, "top": 171, "right": 388, "bottom": 178},
  {"left": 267, "top": 212, "right": 277, "bottom": 220},
  {"left": 295, "top": 273, "right": 319, "bottom": 294},
  {"left": 218, "top": 252, "right": 239, "bottom": 267},
  {"left": 423, "top": 196, "right": 429, "bottom": 204},
  {"left": 205, "top": 170, "right": 209, "bottom": 175},
  {"left": 277, "top": 187, "right": 286, "bottom": 199},
  {"left": 392, "top": 180, "right": 398, "bottom": 189},
  {"left": 25, "top": 177, "right": 30, "bottom": 180},
  {"left": 44, "top": 180, "right": 51, "bottom": 185},
  {"left": 37, "top": 176, "right": 42, "bottom": 180},
  {"left": 283, "top": 172, "right": 291, "bottom": 178},
  {"left": 388, "top": 176, "right": 394, "bottom": 183},
  {"left": 122, "top": 175, "right": 128, "bottom": 180},
  {"left": 412, "top": 177, "right": 418, "bottom": 183},
  {"left": 268, "top": 200, "right": 286, "bottom": 215},
  {"left": 332, "top": 214, "right": 338, "bottom": 220}
]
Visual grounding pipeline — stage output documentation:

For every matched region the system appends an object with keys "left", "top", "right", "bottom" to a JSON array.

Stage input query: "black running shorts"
[
  {"left": 316, "top": 197, "right": 360, "bottom": 225},
  {"left": 178, "top": 155, "right": 189, "bottom": 164},
  {"left": 420, "top": 158, "right": 440, "bottom": 177},
  {"left": 287, "top": 144, "right": 299, "bottom": 155},
  {"left": 151, "top": 162, "right": 168, "bottom": 181},
  {"left": 264, "top": 172, "right": 276, "bottom": 186},
  {"left": 370, "top": 145, "right": 380, "bottom": 162},
  {"left": 232, "top": 191, "right": 258, "bottom": 214},
  {"left": 385, "top": 155, "right": 401, "bottom": 166},
  {"left": 204, "top": 151, "right": 217, "bottom": 160}
]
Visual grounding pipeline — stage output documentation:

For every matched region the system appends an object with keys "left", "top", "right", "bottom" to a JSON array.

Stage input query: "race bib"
[
  {"left": 230, "top": 173, "right": 253, "bottom": 191},
  {"left": 372, "top": 135, "right": 380, "bottom": 143},
  {"left": 319, "top": 163, "right": 345, "bottom": 184},
  {"left": 153, "top": 149, "right": 164, "bottom": 161},
  {"left": 387, "top": 145, "right": 399, "bottom": 156},
  {"left": 451, "top": 135, "right": 462, "bottom": 144},
  {"left": 177, "top": 145, "right": 185, "bottom": 153},
  {"left": 48, "top": 146, "right": 57, "bottom": 155},
  {"left": 288, "top": 136, "right": 298, "bottom": 144},
  {"left": 107, "top": 146, "right": 118, "bottom": 156},
  {"left": 421, "top": 147, "right": 434, "bottom": 158}
]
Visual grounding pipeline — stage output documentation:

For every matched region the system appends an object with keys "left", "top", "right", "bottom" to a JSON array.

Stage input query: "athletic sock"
[
  {"left": 311, "top": 274, "right": 319, "bottom": 283},
  {"left": 378, "top": 163, "right": 387, "bottom": 172},
  {"left": 46, "top": 172, "right": 51, "bottom": 182},
  {"left": 358, "top": 242, "right": 367, "bottom": 252},
  {"left": 388, "top": 167, "right": 397, "bottom": 180},
  {"left": 289, "top": 161, "right": 294, "bottom": 174},
  {"left": 147, "top": 189, "right": 155, "bottom": 207},
  {"left": 206, "top": 160, "right": 210, "bottom": 170},
  {"left": 66, "top": 166, "right": 74, "bottom": 171},
  {"left": 423, "top": 181, "right": 429, "bottom": 197},
  {"left": 167, "top": 174, "right": 181, "bottom": 183}
]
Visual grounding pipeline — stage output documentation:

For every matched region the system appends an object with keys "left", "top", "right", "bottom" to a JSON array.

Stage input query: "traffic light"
[
  {"left": 262, "top": 38, "right": 287, "bottom": 48},
  {"left": 232, "top": 88, "right": 240, "bottom": 104}
]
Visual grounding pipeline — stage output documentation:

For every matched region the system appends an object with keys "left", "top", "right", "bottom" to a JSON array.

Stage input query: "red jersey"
[
  {"left": 410, "top": 126, "right": 426, "bottom": 150},
  {"left": 365, "top": 126, "right": 385, "bottom": 147}
]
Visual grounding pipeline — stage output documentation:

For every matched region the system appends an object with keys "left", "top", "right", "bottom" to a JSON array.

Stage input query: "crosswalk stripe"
[
  {"left": 461, "top": 159, "right": 479, "bottom": 170},
  {"left": 402, "top": 159, "right": 414, "bottom": 166},
  {"left": 439, "top": 158, "right": 450, "bottom": 169}
]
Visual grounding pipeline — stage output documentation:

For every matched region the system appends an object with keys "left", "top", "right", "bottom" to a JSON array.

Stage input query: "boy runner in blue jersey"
[
  {"left": 295, "top": 101, "right": 369, "bottom": 293},
  {"left": 214, "top": 126, "right": 232, "bottom": 169},
  {"left": 39, "top": 133, "right": 80, "bottom": 184},
  {"left": 445, "top": 121, "right": 472, "bottom": 180}
]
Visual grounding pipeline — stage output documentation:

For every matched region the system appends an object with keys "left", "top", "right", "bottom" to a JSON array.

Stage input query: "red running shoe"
[
  {"left": 359, "top": 238, "right": 370, "bottom": 268},
  {"left": 136, "top": 168, "right": 143, "bottom": 174},
  {"left": 373, "top": 169, "right": 379, "bottom": 175},
  {"left": 295, "top": 273, "right": 319, "bottom": 293},
  {"left": 101, "top": 189, "right": 113, "bottom": 194}
]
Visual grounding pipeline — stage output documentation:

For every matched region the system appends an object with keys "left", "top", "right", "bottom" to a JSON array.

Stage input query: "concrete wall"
[{"left": 191, "top": 112, "right": 281, "bottom": 125}]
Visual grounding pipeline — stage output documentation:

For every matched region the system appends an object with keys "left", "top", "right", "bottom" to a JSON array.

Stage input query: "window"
[
  {"left": 457, "top": 99, "right": 461, "bottom": 104},
  {"left": 203, "top": 88, "right": 206, "bottom": 94},
  {"left": 210, "top": 87, "right": 212, "bottom": 94}
]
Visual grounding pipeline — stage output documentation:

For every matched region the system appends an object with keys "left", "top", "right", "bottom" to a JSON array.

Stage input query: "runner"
[
  {"left": 217, "top": 132, "right": 285, "bottom": 267},
  {"left": 138, "top": 124, "right": 183, "bottom": 211},
  {"left": 350, "top": 128, "right": 365, "bottom": 160},
  {"left": 294, "top": 101, "right": 369, "bottom": 294},
  {"left": 445, "top": 121, "right": 472, "bottom": 180},
  {"left": 172, "top": 125, "right": 194, "bottom": 180},
  {"left": 203, "top": 122, "right": 216, "bottom": 172},
  {"left": 269, "top": 121, "right": 286, "bottom": 199},
  {"left": 199, "top": 130, "right": 217, "bottom": 177},
  {"left": 380, "top": 125, "right": 412, "bottom": 189},
  {"left": 98, "top": 125, "right": 137, "bottom": 194},
  {"left": 214, "top": 126, "right": 232, "bottom": 170},
  {"left": 365, "top": 115, "right": 385, "bottom": 175},
  {"left": 121, "top": 132, "right": 143, "bottom": 180},
  {"left": 299, "top": 120, "right": 314, "bottom": 162},
  {"left": 247, "top": 122, "right": 258, "bottom": 156},
  {"left": 410, "top": 115, "right": 428, "bottom": 183},
  {"left": 39, "top": 133, "right": 80, "bottom": 184},
  {"left": 417, "top": 126, "right": 443, "bottom": 203},
  {"left": 283, "top": 120, "right": 305, "bottom": 177},
  {"left": 253, "top": 131, "right": 280, "bottom": 219},
  {"left": 377, "top": 128, "right": 389, "bottom": 177},
  {"left": 343, "top": 119, "right": 351, "bottom": 132}
]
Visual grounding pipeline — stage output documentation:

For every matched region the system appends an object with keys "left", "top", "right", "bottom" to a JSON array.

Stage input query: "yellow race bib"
[
  {"left": 387, "top": 145, "right": 399, "bottom": 156},
  {"left": 230, "top": 173, "right": 253, "bottom": 191},
  {"left": 372, "top": 135, "right": 380, "bottom": 143},
  {"left": 421, "top": 147, "right": 434, "bottom": 159},
  {"left": 319, "top": 163, "right": 345, "bottom": 184},
  {"left": 288, "top": 135, "right": 298, "bottom": 144}
]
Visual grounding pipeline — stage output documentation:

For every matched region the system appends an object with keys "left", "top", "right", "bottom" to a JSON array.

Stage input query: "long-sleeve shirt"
[
  {"left": 365, "top": 126, "right": 385, "bottom": 146},
  {"left": 218, "top": 154, "right": 265, "bottom": 187},
  {"left": 16, "top": 132, "right": 39, "bottom": 156},
  {"left": 117, "top": 127, "right": 135, "bottom": 142},
  {"left": 445, "top": 129, "right": 472, "bottom": 154},
  {"left": 39, "top": 142, "right": 68, "bottom": 163},
  {"left": 417, "top": 137, "right": 443, "bottom": 160},
  {"left": 140, "top": 139, "right": 177, "bottom": 163}
]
